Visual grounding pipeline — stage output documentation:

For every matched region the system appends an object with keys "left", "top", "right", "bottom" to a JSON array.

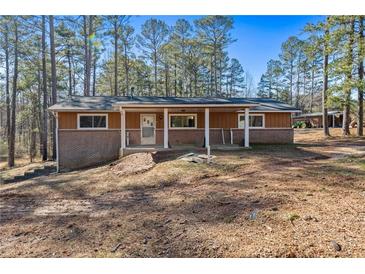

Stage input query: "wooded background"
[{"left": 0, "top": 15, "right": 364, "bottom": 167}]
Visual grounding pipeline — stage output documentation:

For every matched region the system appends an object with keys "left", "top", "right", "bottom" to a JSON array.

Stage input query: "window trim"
[
  {"left": 77, "top": 113, "right": 108, "bottom": 130},
  {"left": 238, "top": 113, "right": 265, "bottom": 129},
  {"left": 168, "top": 113, "right": 198, "bottom": 129}
]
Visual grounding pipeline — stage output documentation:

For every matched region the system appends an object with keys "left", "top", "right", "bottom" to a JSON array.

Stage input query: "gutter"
[{"left": 112, "top": 103, "right": 259, "bottom": 108}]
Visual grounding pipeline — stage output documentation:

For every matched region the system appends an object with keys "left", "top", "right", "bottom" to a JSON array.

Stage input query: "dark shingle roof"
[
  {"left": 48, "top": 96, "right": 300, "bottom": 112},
  {"left": 294, "top": 110, "right": 341, "bottom": 118},
  {"left": 248, "top": 98, "right": 301, "bottom": 112}
]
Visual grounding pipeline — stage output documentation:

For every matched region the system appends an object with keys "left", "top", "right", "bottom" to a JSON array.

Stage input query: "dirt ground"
[{"left": 1, "top": 128, "right": 365, "bottom": 258}]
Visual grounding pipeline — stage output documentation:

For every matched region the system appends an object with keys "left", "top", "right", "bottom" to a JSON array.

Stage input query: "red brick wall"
[
  {"left": 231, "top": 128, "right": 294, "bottom": 144},
  {"left": 125, "top": 128, "right": 294, "bottom": 146},
  {"left": 58, "top": 130, "right": 120, "bottom": 171},
  {"left": 58, "top": 128, "right": 293, "bottom": 170},
  {"left": 169, "top": 129, "right": 205, "bottom": 146}
]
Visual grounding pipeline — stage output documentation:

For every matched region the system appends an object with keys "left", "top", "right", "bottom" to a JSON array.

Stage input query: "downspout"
[
  {"left": 55, "top": 112, "right": 59, "bottom": 172},
  {"left": 244, "top": 108, "right": 250, "bottom": 148},
  {"left": 120, "top": 107, "right": 126, "bottom": 157},
  {"left": 221, "top": 128, "right": 225, "bottom": 145},
  {"left": 230, "top": 128, "right": 233, "bottom": 145}
]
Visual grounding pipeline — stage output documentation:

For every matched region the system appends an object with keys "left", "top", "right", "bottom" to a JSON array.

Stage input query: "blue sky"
[{"left": 129, "top": 15, "right": 324, "bottom": 87}]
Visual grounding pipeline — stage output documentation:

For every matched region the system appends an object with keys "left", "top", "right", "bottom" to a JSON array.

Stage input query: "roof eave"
[
  {"left": 239, "top": 109, "right": 301, "bottom": 113},
  {"left": 48, "top": 108, "right": 114, "bottom": 112},
  {"left": 112, "top": 103, "right": 259, "bottom": 108}
]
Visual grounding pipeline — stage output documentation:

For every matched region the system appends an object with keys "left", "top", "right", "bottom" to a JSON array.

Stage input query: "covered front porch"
[{"left": 117, "top": 105, "right": 251, "bottom": 156}]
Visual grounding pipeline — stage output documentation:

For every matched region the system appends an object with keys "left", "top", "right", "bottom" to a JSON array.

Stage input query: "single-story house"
[
  {"left": 49, "top": 96, "right": 300, "bottom": 171},
  {"left": 292, "top": 111, "right": 343, "bottom": 128}
]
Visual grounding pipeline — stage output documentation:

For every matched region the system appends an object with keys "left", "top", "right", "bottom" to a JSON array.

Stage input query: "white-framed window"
[
  {"left": 169, "top": 113, "right": 197, "bottom": 129},
  {"left": 238, "top": 113, "right": 265, "bottom": 128},
  {"left": 77, "top": 114, "right": 108, "bottom": 129}
]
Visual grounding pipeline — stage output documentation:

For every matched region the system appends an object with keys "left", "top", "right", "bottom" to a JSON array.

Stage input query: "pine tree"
[
  {"left": 194, "top": 16, "right": 235, "bottom": 96},
  {"left": 137, "top": 18, "right": 169, "bottom": 96}
]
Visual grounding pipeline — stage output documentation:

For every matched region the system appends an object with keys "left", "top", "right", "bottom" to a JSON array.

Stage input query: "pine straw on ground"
[{"left": 0, "top": 129, "right": 365, "bottom": 258}]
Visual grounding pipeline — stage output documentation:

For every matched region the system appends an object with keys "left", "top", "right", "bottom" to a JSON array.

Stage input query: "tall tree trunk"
[
  {"left": 295, "top": 56, "right": 301, "bottom": 109},
  {"left": 289, "top": 62, "right": 294, "bottom": 105},
  {"left": 153, "top": 50, "right": 158, "bottom": 95},
  {"left": 87, "top": 15, "right": 93, "bottom": 96},
  {"left": 210, "top": 55, "right": 214, "bottom": 96},
  {"left": 114, "top": 21, "right": 118, "bottom": 96},
  {"left": 8, "top": 19, "right": 18, "bottom": 167},
  {"left": 41, "top": 15, "right": 48, "bottom": 161},
  {"left": 230, "top": 71, "right": 233, "bottom": 96},
  {"left": 322, "top": 23, "right": 330, "bottom": 136},
  {"left": 30, "top": 99, "right": 37, "bottom": 163},
  {"left": 83, "top": 16, "right": 89, "bottom": 96},
  {"left": 343, "top": 18, "right": 355, "bottom": 136},
  {"left": 174, "top": 54, "right": 177, "bottom": 96},
  {"left": 49, "top": 15, "right": 57, "bottom": 159},
  {"left": 357, "top": 16, "right": 364, "bottom": 136},
  {"left": 218, "top": 55, "right": 222, "bottom": 95},
  {"left": 67, "top": 48, "right": 72, "bottom": 96},
  {"left": 194, "top": 70, "right": 198, "bottom": 96},
  {"left": 37, "top": 67, "right": 43, "bottom": 157},
  {"left": 72, "top": 56, "right": 77, "bottom": 95},
  {"left": 92, "top": 52, "right": 97, "bottom": 96},
  {"left": 310, "top": 62, "right": 315, "bottom": 113},
  {"left": 226, "top": 74, "right": 229, "bottom": 97},
  {"left": 213, "top": 47, "right": 218, "bottom": 96},
  {"left": 124, "top": 45, "right": 129, "bottom": 95},
  {"left": 164, "top": 63, "right": 169, "bottom": 97},
  {"left": 4, "top": 24, "right": 10, "bottom": 151}
]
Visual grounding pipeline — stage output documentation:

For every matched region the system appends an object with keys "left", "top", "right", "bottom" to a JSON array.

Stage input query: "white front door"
[{"left": 141, "top": 114, "right": 156, "bottom": 145}]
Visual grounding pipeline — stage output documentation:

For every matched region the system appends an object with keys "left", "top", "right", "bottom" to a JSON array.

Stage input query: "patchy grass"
[
  {"left": 336, "top": 155, "right": 365, "bottom": 170},
  {"left": 0, "top": 129, "right": 365, "bottom": 258},
  {"left": 0, "top": 156, "right": 43, "bottom": 171}
]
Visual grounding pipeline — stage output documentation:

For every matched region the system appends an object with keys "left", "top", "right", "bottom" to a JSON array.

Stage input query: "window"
[
  {"left": 238, "top": 114, "right": 265, "bottom": 128},
  {"left": 78, "top": 114, "right": 108, "bottom": 129},
  {"left": 169, "top": 114, "right": 197, "bottom": 129}
]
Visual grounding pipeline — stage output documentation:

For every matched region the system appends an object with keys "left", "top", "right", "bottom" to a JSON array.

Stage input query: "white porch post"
[
  {"left": 164, "top": 108, "right": 169, "bottom": 148},
  {"left": 55, "top": 112, "right": 59, "bottom": 172},
  {"left": 205, "top": 108, "right": 210, "bottom": 148},
  {"left": 244, "top": 107, "right": 250, "bottom": 148},
  {"left": 120, "top": 108, "right": 126, "bottom": 156}
]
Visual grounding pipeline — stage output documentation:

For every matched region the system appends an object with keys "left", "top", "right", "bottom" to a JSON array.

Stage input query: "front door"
[{"left": 141, "top": 114, "right": 156, "bottom": 145}]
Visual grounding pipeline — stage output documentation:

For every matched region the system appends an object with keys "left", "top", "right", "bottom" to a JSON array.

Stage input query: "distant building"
[{"left": 293, "top": 111, "right": 343, "bottom": 128}]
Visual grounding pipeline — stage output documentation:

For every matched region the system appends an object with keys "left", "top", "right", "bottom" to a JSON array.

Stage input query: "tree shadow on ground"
[{"left": 1, "top": 144, "right": 365, "bottom": 257}]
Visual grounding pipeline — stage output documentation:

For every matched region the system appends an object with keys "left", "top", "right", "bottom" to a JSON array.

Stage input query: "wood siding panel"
[
  {"left": 59, "top": 112, "right": 77, "bottom": 129},
  {"left": 58, "top": 110, "right": 292, "bottom": 130},
  {"left": 196, "top": 112, "right": 204, "bottom": 128},
  {"left": 126, "top": 112, "right": 164, "bottom": 129},
  {"left": 126, "top": 112, "right": 140, "bottom": 129},
  {"left": 209, "top": 112, "right": 291, "bottom": 128},
  {"left": 109, "top": 112, "right": 120, "bottom": 129},
  {"left": 210, "top": 112, "right": 237, "bottom": 128},
  {"left": 58, "top": 112, "right": 121, "bottom": 129},
  {"left": 262, "top": 112, "right": 291, "bottom": 128}
]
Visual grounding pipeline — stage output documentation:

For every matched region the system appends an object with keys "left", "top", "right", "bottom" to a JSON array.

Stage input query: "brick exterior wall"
[
  {"left": 58, "top": 130, "right": 120, "bottom": 171},
  {"left": 125, "top": 128, "right": 293, "bottom": 146},
  {"left": 127, "top": 129, "right": 206, "bottom": 146},
  {"left": 230, "top": 128, "right": 294, "bottom": 144},
  {"left": 58, "top": 128, "right": 293, "bottom": 171},
  {"left": 169, "top": 129, "right": 205, "bottom": 146},
  {"left": 250, "top": 129, "right": 294, "bottom": 144}
]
